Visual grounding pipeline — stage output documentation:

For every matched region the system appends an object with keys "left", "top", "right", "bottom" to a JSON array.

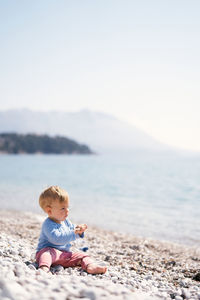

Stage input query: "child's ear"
[{"left": 45, "top": 205, "right": 52, "bottom": 215}]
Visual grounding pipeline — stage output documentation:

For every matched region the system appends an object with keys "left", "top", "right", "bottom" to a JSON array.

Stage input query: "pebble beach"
[{"left": 0, "top": 210, "right": 200, "bottom": 300}]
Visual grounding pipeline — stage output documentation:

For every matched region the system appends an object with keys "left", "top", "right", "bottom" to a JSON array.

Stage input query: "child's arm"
[{"left": 43, "top": 221, "right": 77, "bottom": 245}]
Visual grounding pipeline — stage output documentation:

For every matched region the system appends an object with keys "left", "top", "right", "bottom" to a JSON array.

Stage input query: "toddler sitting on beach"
[{"left": 36, "top": 185, "right": 107, "bottom": 274}]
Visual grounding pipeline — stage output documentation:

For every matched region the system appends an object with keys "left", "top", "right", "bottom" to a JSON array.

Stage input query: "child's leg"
[
  {"left": 53, "top": 251, "right": 93, "bottom": 270},
  {"left": 36, "top": 249, "right": 107, "bottom": 274},
  {"left": 54, "top": 251, "right": 107, "bottom": 274},
  {"left": 36, "top": 247, "right": 61, "bottom": 270}
]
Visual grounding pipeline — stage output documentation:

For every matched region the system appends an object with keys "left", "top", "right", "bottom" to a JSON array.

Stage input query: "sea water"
[{"left": 0, "top": 151, "right": 200, "bottom": 246}]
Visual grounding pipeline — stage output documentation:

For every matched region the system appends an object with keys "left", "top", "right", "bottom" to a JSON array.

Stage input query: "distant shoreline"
[
  {"left": 0, "top": 133, "right": 94, "bottom": 155},
  {"left": 0, "top": 152, "right": 95, "bottom": 155}
]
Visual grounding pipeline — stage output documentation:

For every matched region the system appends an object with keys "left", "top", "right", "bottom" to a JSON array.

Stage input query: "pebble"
[
  {"left": 0, "top": 210, "right": 200, "bottom": 300},
  {"left": 181, "top": 288, "right": 191, "bottom": 298},
  {"left": 27, "top": 263, "right": 37, "bottom": 271},
  {"left": 51, "top": 265, "right": 64, "bottom": 274},
  {"left": 180, "top": 278, "right": 191, "bottom": 288}
]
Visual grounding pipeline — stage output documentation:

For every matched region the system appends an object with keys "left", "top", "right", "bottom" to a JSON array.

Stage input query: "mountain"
[
  {"left": 0, "top": 133, "right": 93, "bottom": 154},
  {"left": 0, "top": 109, "right": 169, "bottom": 153}
]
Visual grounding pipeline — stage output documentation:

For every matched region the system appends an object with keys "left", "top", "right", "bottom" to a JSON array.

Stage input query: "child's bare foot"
[
  {"left": 39, "top": 266, "right": 50, "bottom": 273},
  {"left": 86, "top": 263, "right": 107, "bottom": 274}
]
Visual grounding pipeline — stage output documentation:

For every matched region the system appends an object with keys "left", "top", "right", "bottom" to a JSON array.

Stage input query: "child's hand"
[{"left": 74, "top": 224, "right": 87, "bottom": 234}]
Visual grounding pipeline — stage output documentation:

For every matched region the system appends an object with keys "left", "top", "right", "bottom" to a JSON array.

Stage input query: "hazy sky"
[{"left": 0, "top": 0, "right": 200, "bottom": 151}]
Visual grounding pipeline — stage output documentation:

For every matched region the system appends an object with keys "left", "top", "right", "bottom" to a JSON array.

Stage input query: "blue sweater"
[{"left": 36, "top": 217, "right": 84, "bottom": 252}]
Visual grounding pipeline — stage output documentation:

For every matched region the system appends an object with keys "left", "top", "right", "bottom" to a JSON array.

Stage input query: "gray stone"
[
  {"left": 175, "top": 296, "right": 183, "bottom": 300},
  {"left": 27, "top": 264, "right": 37, "bottom": 271},
  {"left": 181, "top": 288, "right": 191, "bottom": 299}
]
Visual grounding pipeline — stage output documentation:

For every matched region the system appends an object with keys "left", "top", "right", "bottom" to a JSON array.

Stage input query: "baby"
[{"left": 36, "top": 185, "right": 107, "bottom": 274}]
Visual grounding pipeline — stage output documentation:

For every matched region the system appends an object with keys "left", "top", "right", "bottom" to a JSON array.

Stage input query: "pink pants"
[{"left": 36, "top": 247, "right": 94, "bottom": 271}]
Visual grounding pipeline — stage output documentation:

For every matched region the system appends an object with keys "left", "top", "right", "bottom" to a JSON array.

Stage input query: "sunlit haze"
[{"left": 0, "top": 1, "right": 200, "bottom": 151}]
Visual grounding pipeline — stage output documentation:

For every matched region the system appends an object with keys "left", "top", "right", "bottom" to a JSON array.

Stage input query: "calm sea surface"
[{"left": 0, "top": 152, "right": 200, "bottom": 246}]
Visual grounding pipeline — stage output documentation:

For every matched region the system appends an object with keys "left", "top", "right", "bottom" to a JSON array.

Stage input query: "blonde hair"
[{"left": 39, "top": 186, "right": 69, "bottom": 211}]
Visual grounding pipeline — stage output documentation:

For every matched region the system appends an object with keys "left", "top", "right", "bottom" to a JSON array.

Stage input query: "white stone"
[
  {"left": 179, "top": 279, "right": 190, "bottom": 288},
  {"left": 0, "top": 279, "right": 29, "bottom": 300},
  {"left": 109, "top": 271, "right": 119, "bottom": 277}
]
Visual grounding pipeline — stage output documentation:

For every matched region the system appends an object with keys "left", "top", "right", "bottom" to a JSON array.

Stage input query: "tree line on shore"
[{"left": 0, "top": 133, "right": 93, "bottom": 154}]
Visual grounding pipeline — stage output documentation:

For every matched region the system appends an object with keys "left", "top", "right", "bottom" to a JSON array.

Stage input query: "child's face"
[{"left": 47, "top": 199, "right": 69, "bottom": 223}]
